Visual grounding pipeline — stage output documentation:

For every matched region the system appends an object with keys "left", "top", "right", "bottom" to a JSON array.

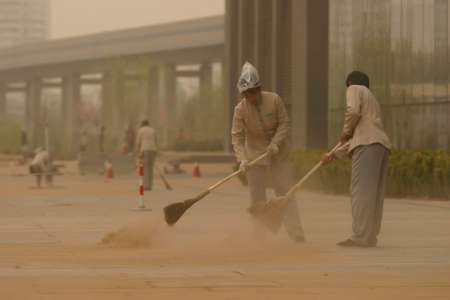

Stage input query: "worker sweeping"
[
  {"left": 231, "top": 62, "right": 305, "bottom": 242},
  {"left": 321, "top": 71, "right": 391, "bottom": 248},
  {"left": 29, "top": 147, "right": 52, "bottom": 188}
]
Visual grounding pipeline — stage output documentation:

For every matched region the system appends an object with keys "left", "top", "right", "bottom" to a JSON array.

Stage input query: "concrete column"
[
  {"left": 291, "top": 0, "right": 329, "bottom": 149},
  {"left": 226, "top": 0, "right": 329, "bottom": 149},
  {"left": 146, "top": 65, "right": 159, "bottom": 128},
  {"left": 101, "top": 72, "right": 113, "bottom": 131},
  {"left": 99, "top": 69, "right": 125, "bottom": 149},
  {"left": 225, "top": 0, "right": 240, "bottom": 151},
  {"left": 113, "top": 71, "right": 125, "bottom": 134},
  {"left": 199, "top": 62, "right": 213, "bottom": 101},
  {"left": 270, "top": 0, "right": 280, "bottom": 92},
  {"left": 158, "top": 64, "right": 176, "bottom": 148},
  {"left": 0, "top": 82, "right": 5, "bottom": 116},
  {"left": 237, "top": 0, "right": 256, "bottom": 65},
  {"left": 26, "top": 78, "right": 42, "bottom": 148},
  {"left": 254, "top": 0, "right": 272, "bottom": 86},
  {"left": 290, "top": 0, "right": 308, "bottom": 149},
  {"left": 62, "top": 74, "right": 81, "bottom": 155}
]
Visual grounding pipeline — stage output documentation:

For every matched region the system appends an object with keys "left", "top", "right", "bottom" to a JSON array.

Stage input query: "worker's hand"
[
  {"left": 266, "top": 143, "right": 279, "bottom": 157},
  {"left": 321, "top": 153, "right": 335, "bottom": 165},
  {"left": 239, "top": 160, "right": 249, "bottom": 173}
]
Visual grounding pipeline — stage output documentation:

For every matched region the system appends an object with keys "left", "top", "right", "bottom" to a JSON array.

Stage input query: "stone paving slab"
[{"left": 0, "top": 161, "right": 448, "bottom": 299}]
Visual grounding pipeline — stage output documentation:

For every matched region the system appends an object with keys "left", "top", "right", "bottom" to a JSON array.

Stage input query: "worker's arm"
[
  {"left": 321, "top": 142, "right": 350, "bottom": 164},
  {"left": 340, "top": 85, "right": 362, "bottom": 143},
  {"left": 269, "top": 95, "right": 290, "bottom": 147},
  {"left": 231, "top": 105, "right": 246, "bottom": 162}
]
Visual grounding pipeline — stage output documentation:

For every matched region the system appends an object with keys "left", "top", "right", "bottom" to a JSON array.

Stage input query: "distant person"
[
  {"left": 29, "top": 147, "right": 53, "bottom": 188},
  {"left": 80, "top": 130, "right": 88, "bottom": 152},
  {"left": 99, "top": 125, "right": 105, "bottom": 153},
  {"left": 322, "top": 71, "right": 391, "bottom": 248},
  {"left": 124, "top": 123, "right": 136, "bottom": 154},
  {"left": 231, "top": 62, "right": 305, "bottom": 242},
  {"left": 20, "top": 128, "right": 28, "bottom": 162},
  {"left": 136, "top": 120, "right": 157, "bottom": 191}
]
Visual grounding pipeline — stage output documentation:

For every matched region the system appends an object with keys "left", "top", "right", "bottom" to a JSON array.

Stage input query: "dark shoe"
[{"left": 336, "top": 239, "right": 367, "bottom": 247}]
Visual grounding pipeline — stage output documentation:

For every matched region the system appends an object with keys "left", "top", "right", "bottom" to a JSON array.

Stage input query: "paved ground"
[{"left": 0, "top": 159, "right": 449, "bottom": 299}]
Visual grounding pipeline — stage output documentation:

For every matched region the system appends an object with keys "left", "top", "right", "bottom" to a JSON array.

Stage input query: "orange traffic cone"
[
  {"left": 192, "top": 162, "right": 201, "bottom": 178},
  {"left": 105, "top": 159, "right": 114, "bottom": 181}
]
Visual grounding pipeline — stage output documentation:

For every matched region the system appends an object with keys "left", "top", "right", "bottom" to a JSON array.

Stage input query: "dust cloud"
[{"left": 100, "top": 218, "right": 162, "bottom": 248}]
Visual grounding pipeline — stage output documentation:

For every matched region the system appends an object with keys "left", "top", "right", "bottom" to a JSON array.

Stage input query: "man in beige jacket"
[
  {"left": 232, "top": 62, "right": 305, "bottom": 242},
  {"left": 322, "top": 71, "right": 391, "bottom": 247}
]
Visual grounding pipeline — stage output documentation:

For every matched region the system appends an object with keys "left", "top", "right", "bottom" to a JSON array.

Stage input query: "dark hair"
[
  {"left": 141, "top": 120, "right": 149, "bottom": 127},
  {"left": 346, "top": 71, "right": 370, "bottom": 88}
]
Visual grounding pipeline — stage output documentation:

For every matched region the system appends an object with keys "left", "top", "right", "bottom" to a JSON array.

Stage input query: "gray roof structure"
[{"left": 0, "top": 16, "right": 224, "bottom": 79}]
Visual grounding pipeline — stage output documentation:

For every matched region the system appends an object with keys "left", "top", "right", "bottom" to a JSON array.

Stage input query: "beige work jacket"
[
  {"left": 342, "top": 85, "right": 392, "bottom": 153},
  {"left": 231, "top": 91, "right": 291, "bottom": 165}
]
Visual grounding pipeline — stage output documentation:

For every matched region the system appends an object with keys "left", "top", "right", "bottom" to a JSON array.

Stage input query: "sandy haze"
[{"left": 51, "top": 0, "right": 224, "bottom": 39}]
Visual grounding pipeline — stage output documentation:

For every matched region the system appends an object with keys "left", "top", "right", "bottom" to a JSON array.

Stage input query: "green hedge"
[
  {"left": 0, "top": 118, "right": 21, "bottom": 154},
  {"left": 291, "top": 148, "right": 450, "bottom": 200}
]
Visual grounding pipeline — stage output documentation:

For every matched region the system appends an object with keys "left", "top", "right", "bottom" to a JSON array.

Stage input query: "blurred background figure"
[
  {"left": 20, "top": 128, "right": 29, "bottom": 164},
  {"left": 29, "top": 147, "right": 52, "bottom": 188},
  {"left": 98, "top": 125, "right": 105, "bottom": 153},
  {"left": 122, "top": 123, "right": 136, "bottom": 154},
  {"left": 136, "top": 120, "right": 157, "bottom": 191},
  {"left": 104, "top": 158, "right": 114, "bottom": 181},
  {"left": 80, "top": 129, "right": 88, "bottom": 153}
]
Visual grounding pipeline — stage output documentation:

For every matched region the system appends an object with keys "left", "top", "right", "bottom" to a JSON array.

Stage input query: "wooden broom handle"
[
  {"left": 207, "top": 152, "right": 269, "bottom": 191},
  {"left": 285, "top": 142, "right": 345, "bottom": 199}
]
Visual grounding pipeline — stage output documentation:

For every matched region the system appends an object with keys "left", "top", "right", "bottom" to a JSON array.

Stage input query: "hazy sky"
[{"left": 50, "top": 0, "right": 224, "bottom": 39}]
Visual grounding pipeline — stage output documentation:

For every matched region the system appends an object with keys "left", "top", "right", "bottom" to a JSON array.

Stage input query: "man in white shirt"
[
  {"left": 136, "top": 120, "right": 157, "bottom": 190},
  {"left": 322, "top": 71, "right": 391, "bottom": 247},
  {"left": 29, "top": 147, "right": 52, "bottom": 188}
]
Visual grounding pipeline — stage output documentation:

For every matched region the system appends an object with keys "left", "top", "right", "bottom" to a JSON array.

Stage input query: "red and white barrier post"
[{"left": 138, "top": 160, "right": 146, "bottom": 209}]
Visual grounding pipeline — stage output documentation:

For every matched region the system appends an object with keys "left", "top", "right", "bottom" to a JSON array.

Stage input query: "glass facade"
[
  {"left": 329, "top": 0, "right": 450, "bottom": 150},
  {"left": 0, "top": 0, "right": 49, "bottom": 49}
]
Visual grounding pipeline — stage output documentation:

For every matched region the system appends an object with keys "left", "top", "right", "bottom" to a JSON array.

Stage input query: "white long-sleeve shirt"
[
  {"left": 343, "top": 85, "right": 392, "bottom": 152},
  {"left": 31, "top": 151, "right": 49, "bottom": 168},
  {"left": 136, "top": 126, "right": 157, "bottom": 153}
]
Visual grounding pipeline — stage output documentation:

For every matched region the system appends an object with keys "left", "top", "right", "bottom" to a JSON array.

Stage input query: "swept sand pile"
[{"left": 100, "top": 219, "right": 162, "bottom": 248}]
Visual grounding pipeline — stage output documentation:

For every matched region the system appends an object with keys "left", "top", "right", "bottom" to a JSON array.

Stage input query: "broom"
[
  {"left": 156, "top": 165, "right": 173, "bottom": 191},
  {"left": 255, "top": 142, "right": 346, "bottom": 233},
  {"left": 164, "top": 152, "right": 269, "bottom": 226}
]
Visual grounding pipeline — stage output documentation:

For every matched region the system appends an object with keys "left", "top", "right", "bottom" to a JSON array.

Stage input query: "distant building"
[{"left": 0, "top": 0, "right": 50, "bottom": 49}]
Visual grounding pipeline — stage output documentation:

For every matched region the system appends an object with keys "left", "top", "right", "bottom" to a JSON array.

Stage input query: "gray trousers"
[
  {"left": 143, "top": 150, "right": 156, "bottom": 190},
  {"left": 246, "top": 160, "right": 305, "bottom": 240},
  {"left": 350, "top": 143, "right": 389, "bottom": 245}
]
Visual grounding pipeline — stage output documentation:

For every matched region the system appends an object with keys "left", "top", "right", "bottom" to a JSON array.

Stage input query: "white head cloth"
[{"left": 237, "top": 61, "right": 261, "bottom": 93}]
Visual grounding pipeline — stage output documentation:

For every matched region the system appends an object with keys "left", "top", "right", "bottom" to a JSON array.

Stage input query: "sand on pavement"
[{"left": 0, "top": 158, "right": 449, "bottom": 299}]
